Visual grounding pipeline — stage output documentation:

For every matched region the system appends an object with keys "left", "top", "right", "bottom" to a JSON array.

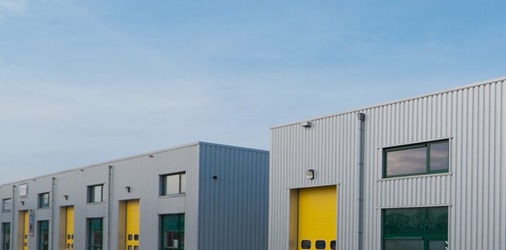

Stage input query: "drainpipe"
[
  {"left": 357, "top": 113, "right": 366, "bottom": 250},
  {"left": 11, "top": 185, "right": 16, "bottom": 250},
  {"left": 108, "top": 165, "right": 113, "bottom": 250},
  {"left": 51, "top": 177, "right": 56, "bottom": 250}
]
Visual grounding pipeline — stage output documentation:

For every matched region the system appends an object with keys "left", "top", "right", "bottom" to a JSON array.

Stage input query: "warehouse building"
[
  {"left": 268, "top": 77, "right": 506, "bottom": 250},
  {"left": 0, "top": 142, "right": 269, "bottom": 250}
]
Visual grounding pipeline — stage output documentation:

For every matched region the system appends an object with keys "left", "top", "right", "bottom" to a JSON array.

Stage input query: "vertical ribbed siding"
[
  {"left": 269, "top": 78, "right": 506, "bottom": 250},
  {"left": 198, "top": 143, "right": 269, "bottom": 250},
  {"left": 269, "top": 113, "right": 360, "bottom": 250},
  {"left": 111, "top": 143, "right": 200, "bottom": 250}
]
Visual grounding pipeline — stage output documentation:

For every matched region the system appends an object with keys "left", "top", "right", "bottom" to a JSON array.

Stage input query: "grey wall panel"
[
  {"left": 269, "top": 77, "right": 506, "bottom": 250},
  {"left": 0, "top": 141, "right": 269, "bottom": 250},
  {"left": 198, "top": 143, "right": 269, "bottom": 250},
  {"left": 269, "top": 113, "right": 360, "bottom": 250},
  {"left": 110, "top": 143, "right": 200, "bottom": 250}
]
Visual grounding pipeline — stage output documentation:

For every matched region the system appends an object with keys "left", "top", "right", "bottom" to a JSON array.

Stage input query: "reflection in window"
[
  {"left": 38, "top": 220, "right": 49, "bottom": 250},
  {"left": 383, "top": 207, "right": 448, "bottom": 250},
  {"left": 315, "top": 240, "right": 326, "bottom": 249},
  {"left": 384, "top": 140, "right": 449, "bottom": 178},
  {"left": 2, "top": 199, "right": 11, "bottom": 212},
  {"left": 300, "top": 240, "right": 311, "bottom": 249},
  {"left": 330, "top": 240, "right": 336, "bottom": 250},
  {"left": 2, "top": 223, "right": 10, "bottom": 250},
  {"left": 38, "top": 193, "right": 50, "bottom": 208},
  {"left": 87, "top": 185, "right": 104, "bottom": 203},
  {"left": 88, "top": 218, "right": 103, "bottom": 250},
  {"left": 160, "top": 214, "right": 184, "bottom": 250},
  {"left": 160, "top": 173, "right": 186, "bottom": 196}
]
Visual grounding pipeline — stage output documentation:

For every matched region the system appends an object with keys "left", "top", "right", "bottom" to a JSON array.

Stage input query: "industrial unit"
[
  {"left": 0, "top": 142, "right": 269, "bottom": 250},
  {"left": 268, "top": 77, "right": 506, "bottom": 250}
]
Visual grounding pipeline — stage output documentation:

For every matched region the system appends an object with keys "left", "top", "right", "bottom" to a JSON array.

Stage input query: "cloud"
[{"left": 0, "top": 0, "right": 26, "bottom": 17}]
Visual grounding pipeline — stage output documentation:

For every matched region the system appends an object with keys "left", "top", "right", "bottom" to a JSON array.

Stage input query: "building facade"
[
  {"left": 268, "top": 77, "right": 506, "bottom": 250},
  {"left": 0, "top": 142, "right": 269, "bottom": 250}
]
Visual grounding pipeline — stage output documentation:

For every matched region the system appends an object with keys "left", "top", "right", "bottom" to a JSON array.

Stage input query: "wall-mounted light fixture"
[
  {"left": 20, "top": 201, "right": 25, "bottom": 206},
  {"left": 63, "top": 195, "right": 68, "bottom": 200},
  {"left": 125, "top": 186, "right": 131, "bottom": 193},
  {"left": 148, "top": 154, "right": 154, "bottom": 158},
  {"left": 301, "top": 121, "right": 312, "bottom": 128},
  {"left": 212, "top": 176, "right": 218, "bottom": 180},
  {"left": 305, "top": 169, "right": 315, "bottom": 180}
]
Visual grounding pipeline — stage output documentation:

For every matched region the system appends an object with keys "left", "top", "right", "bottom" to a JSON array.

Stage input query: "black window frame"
[
  {"left": 87, "top": 217, "right": 103, "bottom": 250},
  {"left": 2, "top": 199, "right": 11, "bottom": 213},
  {"left": 160, "top": 213, "right": 185, "bottom": 250},
  {"left": 159, "top": 172, "right": 187, "bottom": 196},
  {"left": 383, "top": 139, "right": 449, "bottom": 178},
  {"left": 87, "top": 184, "right": 104, "bottom": 203},
  {"left": 37, "top": 220, "right": 49, "bottom": 250},
  {"left": 2, "top": 222, "right": 10, "bottom": 250},
  {"left": 38, "top": 193, "right": 50, "bottom": 209}
]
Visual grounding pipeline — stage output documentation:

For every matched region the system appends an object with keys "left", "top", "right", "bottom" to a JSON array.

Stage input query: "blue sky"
[{"left": 1, "top": 0, "right": 505, "bottom": 184}]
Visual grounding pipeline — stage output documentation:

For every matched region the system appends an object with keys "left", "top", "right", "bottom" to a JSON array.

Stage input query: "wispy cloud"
[{"left": 0, "top": 0, "right": 26, "bottom": 18}]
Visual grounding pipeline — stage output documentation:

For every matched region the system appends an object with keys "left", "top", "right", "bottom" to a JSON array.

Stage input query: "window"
[
  {"left": 382, "top": 207, "right": 448, "bottom": 250},
  {"left": 87, "top": 185, "right": 104, "bottom": 203},
  {"left": 2, "top": 199, "right": 11, "bottom": 212},
  {"left": 383, "top": 140, "right": 449, "bottom": 178},
  {"left": 160, "top": 214, "right": 184, "bottom": 250},
  {"left": 2, "top": 223, "right": 10, "bottom": 250},
  {"left": 160, "top": 172, "right": 186, "bottom": 196},
  {"left": 19, "top": 184, "right": 28, "bottom": 197},
  {"left": 87, "top": 218, "right": 103, "bottom": 250},
  {"left": 38, "top": 193, "right": 50, "bottom": 208},
  {"left": 38, "top": 220, "right": 49, "bottom": 250}
]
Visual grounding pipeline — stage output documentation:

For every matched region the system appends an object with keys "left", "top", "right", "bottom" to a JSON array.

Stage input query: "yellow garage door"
[
  {"left": 125, "top": 200, "right": 140, "bottom": 250},
  {"left": 298, "top": 186, "right": 337, "bottom": 250},
  {"left": 65, "top": 207, "right": 74, "bottom": 250},
  {"left": 22, "top": 211, "right": 28, "bottom": 250}
]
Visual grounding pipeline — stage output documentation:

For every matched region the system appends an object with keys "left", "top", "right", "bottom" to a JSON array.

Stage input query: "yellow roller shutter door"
[{"left": 298, "top": 186, "right": 337, "bottom": 250}]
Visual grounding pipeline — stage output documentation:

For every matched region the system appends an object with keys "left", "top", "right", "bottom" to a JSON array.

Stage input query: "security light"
[{"left": 305, "top": 169, "right": 315, "bottom": 180}]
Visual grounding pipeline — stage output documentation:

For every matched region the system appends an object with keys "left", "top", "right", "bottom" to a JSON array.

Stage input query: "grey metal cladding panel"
[
  {"left": 111, "top": 144, "right": 200, "bottom": 250},
  {"left": 269, "top": 113, "right": 360, "bottom": 250},
  {"left": 270, "top": 78, "right": 506, "bottom": 250},
  {"left": 366, "top": 80, "right": 505, "bottom": 249},
  {"left": 198, "top": 143, "right": 269, "bottom": 250}
]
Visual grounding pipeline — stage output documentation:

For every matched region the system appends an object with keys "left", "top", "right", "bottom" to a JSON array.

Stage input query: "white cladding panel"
[{"left": 269, "top": 78, "right": 506, "bottom": 250}]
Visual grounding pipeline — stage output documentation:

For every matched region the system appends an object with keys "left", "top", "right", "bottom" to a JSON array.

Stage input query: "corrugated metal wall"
[
  {"left": 0, "top": 142, "right": 269, "bottom": 250},
  {"left": 269, "top": 77, "right": 506, "bottom": 250},
  {"left": 0, "top": 143, "right": 201, "bottom": 250},
  {"left": 198, "top": 142, "right": 269, "bottom": 250}
]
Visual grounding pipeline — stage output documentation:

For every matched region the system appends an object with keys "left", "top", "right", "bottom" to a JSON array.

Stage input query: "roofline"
[
  {"left": 1, "top": 141, "right": 267, "bottom": 186},
  {"left": 271, "top": 75, "right": 506, "bottom": 129}
]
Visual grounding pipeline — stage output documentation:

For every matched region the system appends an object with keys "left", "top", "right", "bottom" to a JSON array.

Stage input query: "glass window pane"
[
  {"left": 161, "top": 214, "right": 184, "bottom": 250},
  {"left": 88, "top": 218, "right": 103, "bottom": 250},
  {"left": 430, "top": 142, "right": 449, "bottom": 171},
  {"left": 428, "top": 240, "right": 447, "bottom": 250},
  {"left": 94, "top": 186, "right": 103, "bottom": 202},
  {"left": 386, "top": 147, "right": 427, "bottom": 176},
  {"left": 3, "top": 223, "right": 11, "bottom": 250},
  {"left": 426, "top": 207, "right": 448, "bottom": 236},
  {"left": 3, "top": 199, "right": 12, "bottom": 212},
  {"left": 180, "top": 173, "right": 187, "bottom": 194},
  {"left": 38, "top": 221, "right": 49, "bottom": 250},
  {"left": 165, "top": 175, "right": 180, "bottom": 195},
  {"left": 384, "top": 240, "right": 423, "bottom": 250},
  {"left": 384, "top": 208, "right": 423, "bottom": 237}
]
